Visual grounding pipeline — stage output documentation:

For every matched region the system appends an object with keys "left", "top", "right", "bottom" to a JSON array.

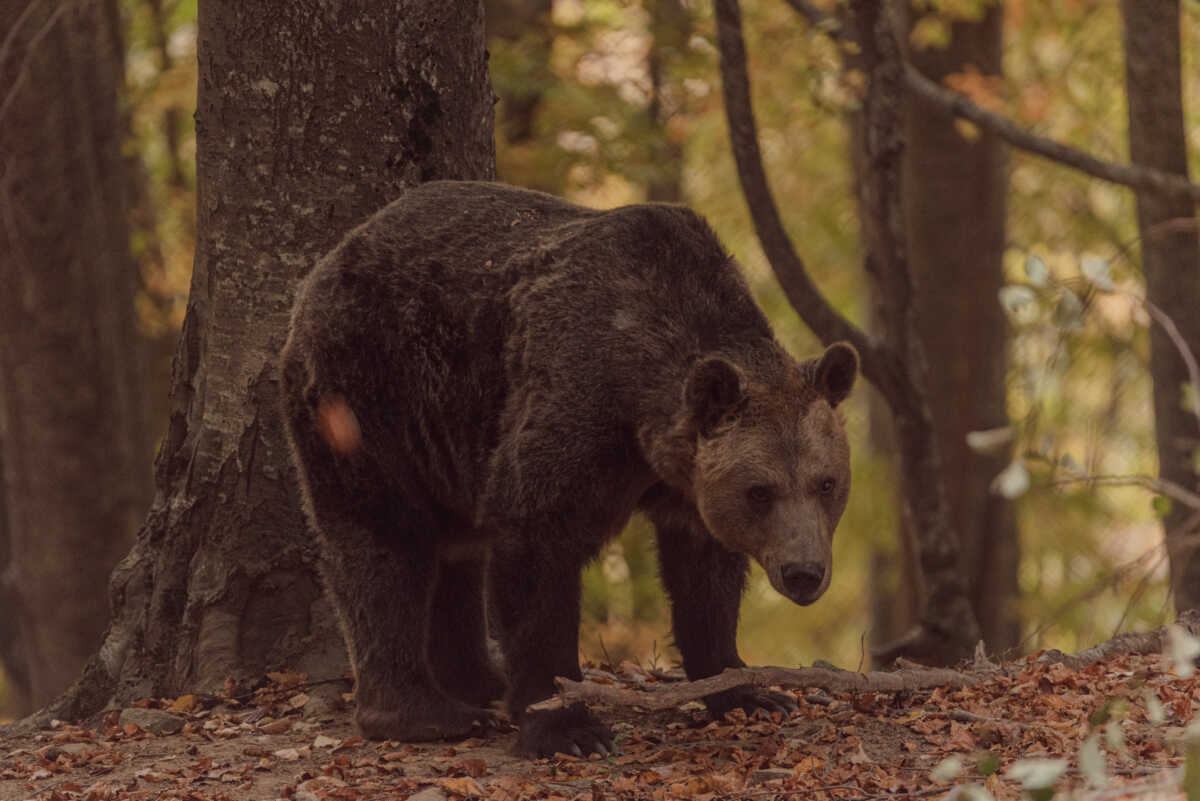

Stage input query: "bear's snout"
[{"left": 779, "top": 560, "right": 826, "bottom": 605}]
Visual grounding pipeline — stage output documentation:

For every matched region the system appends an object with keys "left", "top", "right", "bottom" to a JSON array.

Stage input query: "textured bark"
[
  {"left": 1120, "top": 0, "right": 1200, "bottom": 611},
  {"left": 901, "top": 5, "right": 1017, "bottom": 651},
  {"left": 842, "top": 0, "right": 981, "bottom": 665},
  {"left": 47, "top": 0, "right": 495, "bottom": 720},
  {"left": 0, "top": 0, "right": 148, "bottom": 709}
]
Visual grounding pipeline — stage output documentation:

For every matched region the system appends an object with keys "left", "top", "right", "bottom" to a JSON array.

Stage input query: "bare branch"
[
  {"left": 783, "top": 0, "right": 1200, "bottom": 202},
  {"left": 1046, "top": 473, "right": 1200, "bottom": 510},
  {"left": 902, "top": 64, "right": 1200, "bottom": 202}
]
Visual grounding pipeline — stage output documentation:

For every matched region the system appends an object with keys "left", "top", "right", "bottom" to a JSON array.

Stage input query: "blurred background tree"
[
  {"left": 0, "top": 0, "right": 152, "bottom": 716},
  {"left": 4, "top": 0, "right": 1200, "bottom": 716}
]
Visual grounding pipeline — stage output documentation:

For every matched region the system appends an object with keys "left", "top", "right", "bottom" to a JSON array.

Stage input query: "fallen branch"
[
  {"left": 537, "top": 664, "right": 983, "bottom": 712},
  {"left": 902, "top": 65, "right": 1200, "bottom": 202},
  {"left": 1036, "top": 609, "right": 1200, "bottom": 671},
  {"left": 537, "top": 611, "right": 1200, "bottom": 714}
]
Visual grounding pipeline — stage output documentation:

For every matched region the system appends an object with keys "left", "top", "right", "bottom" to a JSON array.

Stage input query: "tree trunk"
[
  {"left": 48, "top": 0, "right": 496, "bottom": 720},
  {"left": 845, "top": 0, "right": 981, "bottom": 665},
  {"left": 0, "top": 432, "right": 32, "bottom": 716},
  {"left": 1120, "top": 0, "right": 1200, "bottom": 612},
  {"left": 0, "top": 0, "right": 149, "bottom": 710},
  {"left": 901, "top": 4, "right": 1017, "bottom": 652}
]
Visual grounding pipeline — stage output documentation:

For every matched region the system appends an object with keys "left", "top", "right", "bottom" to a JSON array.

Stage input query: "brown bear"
[{"left": 279, "top": 181, "right": 857, "bottom": 757}]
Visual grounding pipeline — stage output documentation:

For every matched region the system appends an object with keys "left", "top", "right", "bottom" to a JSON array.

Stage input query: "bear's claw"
[{"left": 518, "top": 703, "right": 615, "bottom": 758}]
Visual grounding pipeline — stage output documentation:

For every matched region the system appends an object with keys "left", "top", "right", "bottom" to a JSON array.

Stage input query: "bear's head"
[{"left": 661, "top": 342, "right": 858, "bottom": 606}]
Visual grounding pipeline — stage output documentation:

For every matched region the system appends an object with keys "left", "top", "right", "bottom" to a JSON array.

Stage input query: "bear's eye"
[
  {"left": 819, "top": 477, "right": 836, "bottom": 496},
  {"left": 746, "top": 485, "right": 773, "bottom": 508}
]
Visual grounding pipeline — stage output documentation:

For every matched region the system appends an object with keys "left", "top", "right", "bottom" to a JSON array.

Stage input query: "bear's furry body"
[{"left": 280, "top": 181, "right": 857, "bottom": 756}]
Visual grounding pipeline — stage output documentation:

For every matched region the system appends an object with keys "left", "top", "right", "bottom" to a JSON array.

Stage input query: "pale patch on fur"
[{"left": 611, "top": 308, "right": 638, "bottom": 331}]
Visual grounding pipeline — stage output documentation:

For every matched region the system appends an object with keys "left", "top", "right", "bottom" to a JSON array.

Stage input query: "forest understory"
[{"left": 3, "top": 620, "right": 1199, "bottom": 801}]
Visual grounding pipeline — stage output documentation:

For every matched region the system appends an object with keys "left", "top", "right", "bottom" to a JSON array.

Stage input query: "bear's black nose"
[{"left": 780, "top": 561, "right": 825, "bottom": 602}]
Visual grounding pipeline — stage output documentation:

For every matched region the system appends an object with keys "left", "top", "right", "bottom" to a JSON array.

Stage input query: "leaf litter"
[{"left": 1, "top": 646, "right": 1199, "bottom": 801}]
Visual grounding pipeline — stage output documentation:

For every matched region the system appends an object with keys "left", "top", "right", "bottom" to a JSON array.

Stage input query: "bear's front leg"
[
  {"left": 651, "top": 501, "right": 799, "bottom": 722},
  {"left": 489, "top": 536, "right": 614, "bottom": 757}
]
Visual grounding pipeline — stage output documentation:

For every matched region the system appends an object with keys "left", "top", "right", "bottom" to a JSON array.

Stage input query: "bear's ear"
[
  {"left": 686, "top": 356, "right": 744, "bottom": 437},
  {"left": 812, "top": 342, "right": 858, "bottom": 408}
]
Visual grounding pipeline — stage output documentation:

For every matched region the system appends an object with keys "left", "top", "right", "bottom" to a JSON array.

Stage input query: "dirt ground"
[{"left": 0, "top": 653, "right": 1194, "bottom": 801}]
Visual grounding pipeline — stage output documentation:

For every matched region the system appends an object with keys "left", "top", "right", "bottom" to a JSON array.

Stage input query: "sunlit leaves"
[
  {"left": 1078, "top": 734, "right": 1107, "bottom": 788},
  {"left": 1167, "top": 625, "right": 1200, "bottom": 678},
  {"left": 931, "top": 755, "right": 963, "bottom": 783},
  {"left": 992, "top": 460, "right": 1031, "bottom": 499},
  {"left": 1005, "top": 759, "right": 1067, "bottom": 798},
  {"left": 1025, "top": 253, "right": 1050, "bottom": 287},
  {"left": 966, "top": 426, "right": 1015, "bottom": 454},
  {"left": 1080, "top": 255, "right": 1115, "bottom": 291}
]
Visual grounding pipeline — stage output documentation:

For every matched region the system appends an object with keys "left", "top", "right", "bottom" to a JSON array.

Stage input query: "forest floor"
[{"left": 0, "top": 643, "right": 1196, "bottom": 801}]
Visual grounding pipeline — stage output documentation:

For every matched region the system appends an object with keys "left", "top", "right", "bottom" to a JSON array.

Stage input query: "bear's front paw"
[
  {"left": 704, "top": 685, "right": 798, "bottom": 722},
  {"left": 518, "top": 703, "right": 614, "bottom": 758},
  {"left": 357, "top": 696, "right": 503, "bottom": 742}
]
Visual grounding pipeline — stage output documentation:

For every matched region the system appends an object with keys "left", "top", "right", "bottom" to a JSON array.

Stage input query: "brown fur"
[{"left": 279, "top": 181, "right": 858, "bottom": 757}]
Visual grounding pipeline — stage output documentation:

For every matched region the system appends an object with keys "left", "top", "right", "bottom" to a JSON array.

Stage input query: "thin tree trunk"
[
  {"left": 646, "top": 0, "right": 689, "bottom": 203},
  {"left": 1120, "top": 0, "right": 1200, "bottom": 611},
  {"left": 715, "top": 0, "right": 980, "bottom": 664},
  {"left": 843, "top": 0, "right": 981, "bottom": 665},
  {"left": 44, "top": 0, "right": 496, "bottom": 721},
  {"left": 902, "top": 4, "right": 1017, "bottom": 652},
  {"left": 0, "top": 0, "right": 148, "bottom": 708}
]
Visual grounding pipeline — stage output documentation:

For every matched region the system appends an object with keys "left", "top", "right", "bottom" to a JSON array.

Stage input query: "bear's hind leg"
[
  {"left": 317, "top": 515, "right": 496, "bottom": 742},
  {"left": 427, "top": 555, "right": 507, "bottom": 708}
]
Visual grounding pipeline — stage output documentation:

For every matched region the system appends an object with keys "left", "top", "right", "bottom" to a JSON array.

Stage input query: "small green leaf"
[
  {"left": 1104, "top": 720, "right": 1125, "bottom": 752},
  {"left": 1153, "top": 495, "right": 1174, "bottom": 519},
  {"left": 991, "top": 460, "right": 1031, "bottom": 499},
  {"left": 1167, "top": 625, "right": 1200, "bottom": 677},
  {"left": 1089, "top": 700, "right": 1113, "bottom": 727},
  {"left": 976, "top": 753, "right": 1000, "bottom": 776},
  {"left": 1025, "top": 254, "right": 1050, "bottom": 287},
  {"left": 1145, "top": 690, "right": 1165, "bottom": 724},
  {"left": 1006, "top": 758, "right": 1068, "bottom": 790},
  {"left": 1078, "top": 733, "right": 1107, "bottom": 788},
  {"left": 966, "top": 427, "right": 1014, "bottom": 454},
  {"left": 1054, "top": 288, "right": 1084, "bottom": 331},
  {"left": 1081, "top": 255, "right": 1115, "bottom": 291},
  {"left": 932, "top": 755, "right": 963, "bottom": 783},
  {"left": 1059, "top": 453, "right": 1083, "bottom": 475},
  {"left": 998, "top": 285, "right": 1038, "bottom": 320}
]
